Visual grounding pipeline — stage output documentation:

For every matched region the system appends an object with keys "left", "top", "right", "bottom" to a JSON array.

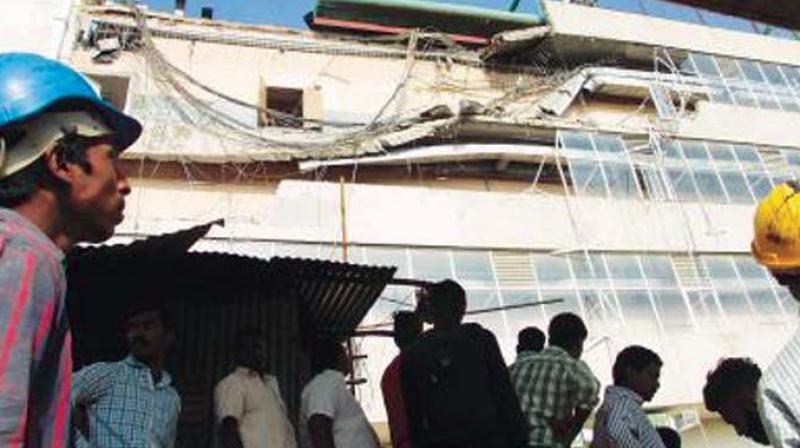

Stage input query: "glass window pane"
[
  {"left": 569, "top": 254, "right": 609, "bottom": 288},
  {"left": 617, "top": 290, "right": 657, "bottom": 322},
  {"left": 452, "top": 250, "right": 495, "bottom": 288},
  {"left": 694, "top": 170, "right": 728, "bottom": 203},
  {"left": 702, "top": 256, "right": 739, "bottom": 289},
  {"left": 734, "top": 257, "right": 770, "bottom": 281},
  {"left": 752, "top": 89, "right": 780, "bottom": 110},
  {"left": 730, "top": 86, "right": 757, "bottom": 108},
  {"left": 782, "top": 66, "right": 800, "bottom": 91},
  {"left": 534, "top": 255, "right": 573, "bottom": 288},
  {"left": 465, "top": 289, "right": 501, "bottom": 312},
  {"left": 561, "top": 131, "right": 593, "bottom": 151},
  {"left": 659, "top": 140, "right": 683, "bottom": 159},
  {"left": 717, "top": 291, "right": 752, "bottom": 318},
  {"left": 716, "top": 57, "right": 744, "bottom": 80},
  {"left": 640, "top": 166, "right": 668, "bottom": 201},
  {"left": 681, "top": 141, "right": 710, "bottom": 160},
  {"left": 667, "top": 169, "right": 699, "bottom": 201},
  {"left": 719, "top": 171, "right": 754, "bottom": 204},
  {"left": 603, "top": 162, "right": 639, "bottom": 199},
  {"left": 652, "top": 290, "right": 692, "bottom": 332},
  {"left": 748, "top": 288, "right": 784, "bottom": 323},
  {"left": 605, "top": 254, "right": 645, "bottom": 288},
  {"left": 691, "top": 53, "right": 721, "bottom": 78},
  {"left": 762, "top": 63, "right": 788, "bottom": 86},
  {"left": 501, "top": 289, "right": 541, "bottom": 307},
  {"left": 708, "top": 143, "right": 736, "bottom": 162},
  {"left": 748, "top": 173, "right": 774, "bottom": 199},
  {"left": 411, "top": 249, "right": 452, "bottom": 281},
  {"left": 776, "top": 288, "right": 800, "bottom": 319},
  {"left": 739, "top": 60, "right": 767, "bottom": 83},
  {"left": 733, "top": 145, "right": 761, "bottom": 163},
  {"left": 541, "top": 289, "right": 581, "bottom": 320},
  {"left": 641, "top": 256, "right": 678, "bottom": 287},
  {"left": 501, "top": 289, "right": 547, "bottom": 335},
  {"left": 366, "top": 247, "right": 410, "bottom": 278},
  {"left": 592, "top": 134, "right": 625, "bottom": 153},
  {"left": 570, "top": 160, "right": 607, "bottom": 197}
]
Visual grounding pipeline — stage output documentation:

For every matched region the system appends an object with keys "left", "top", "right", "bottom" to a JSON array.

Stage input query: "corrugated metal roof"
[{"left": 68, "top": 233, "right": 397, "bottom": 336}]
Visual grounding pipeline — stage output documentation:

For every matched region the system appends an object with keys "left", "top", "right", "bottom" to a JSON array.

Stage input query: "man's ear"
[{"left": 43, "top": 148, "right": 76, "bottom": 184}]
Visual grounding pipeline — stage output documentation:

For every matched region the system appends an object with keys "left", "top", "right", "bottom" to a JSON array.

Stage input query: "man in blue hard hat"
[{"left": 0, "top": 52, "right": 141, "bottom": 447}]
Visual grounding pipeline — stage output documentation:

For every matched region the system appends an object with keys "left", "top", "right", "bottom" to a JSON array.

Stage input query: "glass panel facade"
[
  {"left": 556, "top": 131, "right": 793, "bottom": 206},
  {"left": 683, "top": 52, "right": 800, "bottom": 113}
]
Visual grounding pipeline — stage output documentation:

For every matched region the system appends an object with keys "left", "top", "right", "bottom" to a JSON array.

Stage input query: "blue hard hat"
[{"left": 0, "top": 52, "right": 141, "bottom": 152}]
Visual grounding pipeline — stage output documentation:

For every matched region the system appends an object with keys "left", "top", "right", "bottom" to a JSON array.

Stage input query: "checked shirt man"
[{"left": 71, "top": 304, "right": 180, "bottom": 448}]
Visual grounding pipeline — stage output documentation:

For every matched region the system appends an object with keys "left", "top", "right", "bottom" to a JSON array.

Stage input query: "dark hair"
[
  {"left": 656, "top": 427, "right": 681, "bottom": 448},
  {"left": 235, "top": 327, "right": 265, "bottom": 350},
  {"left": 123, "top": 301, "right": 175, "bottom": 331},
  {"left": 0, "top": 131, "right": 94, "bottom": 208},
  {"left": 311, "top": 338, "right": 346, "bottom": 375},
  {"left": 612, "top": 345, "right": 663, "bottom": 385},
  {"left": 548, "top": 312, "right": 588, "bottom": 348},
  {"left": 427, "top": 279, "right": 467, "bottom": 321},
  {"left": 517, "top": 327, "right": 545, "bottom": 353},
  {"left": 393, "top": 311, "right": 422, "bottom": 349},
  {"left": 703, "top": 358, "right": 762, "bottom": 412}
]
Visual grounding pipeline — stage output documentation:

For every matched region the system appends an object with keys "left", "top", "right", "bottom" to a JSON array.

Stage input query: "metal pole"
[{"left": 340, "top": 176, "right": 348, "bottom": 262}]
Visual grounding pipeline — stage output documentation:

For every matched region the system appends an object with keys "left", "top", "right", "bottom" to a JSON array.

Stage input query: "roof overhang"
[{"left": 662, "top": 0, "right": 800, "bottom": 31}]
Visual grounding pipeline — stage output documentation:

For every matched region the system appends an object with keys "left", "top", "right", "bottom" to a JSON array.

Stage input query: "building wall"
[
  {"left": 67, "top": 7, "right": 800, "bottom": 447},
  {"left": 0, "top": 0, "right": 77, "bottom": 58}
]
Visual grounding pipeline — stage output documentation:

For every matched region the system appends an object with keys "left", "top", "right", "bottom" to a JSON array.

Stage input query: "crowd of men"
[{"left": 1, "top": 52, "right": 800, "bottom": 448}]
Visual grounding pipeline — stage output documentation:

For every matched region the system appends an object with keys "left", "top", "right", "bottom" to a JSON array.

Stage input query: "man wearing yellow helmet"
[{"left": 750, "top": 180, "right": 800, "bottom": 447}]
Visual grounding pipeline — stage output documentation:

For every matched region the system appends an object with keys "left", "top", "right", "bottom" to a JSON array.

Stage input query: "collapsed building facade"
[{"left": 5, "top": 0, "right": 800, "bottom": 446}]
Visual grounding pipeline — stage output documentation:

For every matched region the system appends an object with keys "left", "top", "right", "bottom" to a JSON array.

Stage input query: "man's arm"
[
  {"left": 215, "top": 379, "right": 245, "bottom": 448},
  {"left": 557, "top": 361, "right": 601, "bottom": 448},
  {"left": 71, "top": 363, "right": 116, "bottom": 442},
  {"left": 0, "top": 251, "right": 59, "bottom": 445},
  {"left": 602, "top": 404, "right": 644, "bottom": 448},
  {"left": 307, "top": 414, "right": 336, "bottom": 448}
]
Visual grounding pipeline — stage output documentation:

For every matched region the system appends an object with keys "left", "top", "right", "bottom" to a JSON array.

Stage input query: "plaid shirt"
[
  {"left": 758, "top": 328, "right": 800, "bottom": 448},
  {"left": 591, "top": 386, "right": 665, "bottom": 448},
  {"left": 0, "top": 208, "right": 71, "bottom": 448},
  {"left": 510, "top": 346, "right": 600, "bottom": 448},
  {"left": 71, "top": 356, "right": 181, "bottom": 448}
]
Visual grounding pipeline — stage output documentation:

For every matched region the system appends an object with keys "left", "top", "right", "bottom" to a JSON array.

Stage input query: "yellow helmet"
[{"left": 752, "top": 181, "right": 800, "bottom": 272}]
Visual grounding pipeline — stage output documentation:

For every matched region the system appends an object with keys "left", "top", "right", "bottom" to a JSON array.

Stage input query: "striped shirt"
[
  {"left": 758, "top": 327, "right": 800, "bottom": 448},
  {"left": 510, "top": 346, "right": 600, "bottom": 448},
  {"left": 0, "top": 208, "right": 71, "bottom": 448},
  {"left": 71, "top": 356, "right": 181, "bottom": 448},
  {"left": 591, "top": 386, "right": 665, "bottom": 448}
]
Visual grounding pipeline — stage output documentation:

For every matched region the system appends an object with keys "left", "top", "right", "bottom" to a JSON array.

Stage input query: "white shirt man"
[
  {"left": 215, "top": 367, "right": 296, "bottom": 448},
  {"left": 300, "top": 369, "right": 378, "bottom": 448}
]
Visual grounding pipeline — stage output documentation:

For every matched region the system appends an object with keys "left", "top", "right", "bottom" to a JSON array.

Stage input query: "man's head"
[
  {"left": 548, "top": 312, "right": 588, "bottom": 359},
  {"left": 235, "top": 327, "right": 267, "bottom": 373},
  {"left": 425, "top": 280, "right": 467, "bottom": 329},
  {"left": 751, "top": 181, "right": 800, "bottom": 301},
  {"left": 311, "top": 338, "right": 350, "bottom": 376},
  {"left": 392, "top": 311, "right": 422, "bottom": 351},
  {"left": 703, "top": 358, "right": 769, "bottom": 445},
  {"left": 124, "top": 302, "right": 174, "bottom": 366},
  {"left": 612, "top": 345, "right": 662, "bottom": 402},
  {"left": 0, "top": 53, "right": 140, "bottom": 247},
  {"left": 516, "top": 326, "right": 545, "bottom": 354}
]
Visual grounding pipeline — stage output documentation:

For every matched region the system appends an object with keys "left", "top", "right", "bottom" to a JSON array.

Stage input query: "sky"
[{"left": 137, "top": 0, "right": 781, "bottom": 37}]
